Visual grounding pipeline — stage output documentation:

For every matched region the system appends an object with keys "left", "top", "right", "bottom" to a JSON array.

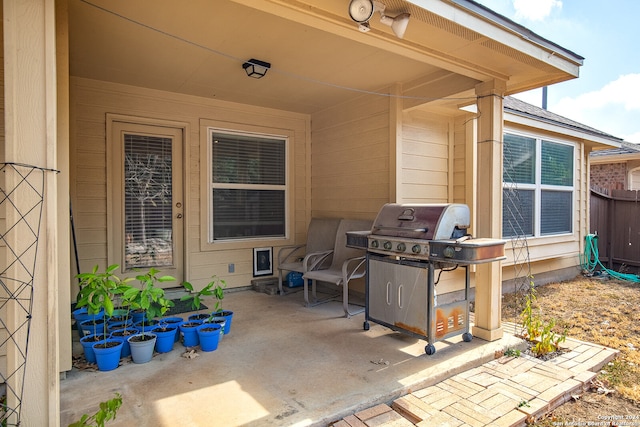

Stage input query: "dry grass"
[{"left": 502, "top": 276, "right": 640, "bottom": 423}]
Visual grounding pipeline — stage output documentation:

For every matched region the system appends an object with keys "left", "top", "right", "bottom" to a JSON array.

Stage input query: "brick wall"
[{"left": 591, "top": 163, "right": 627, "bottom": 191}]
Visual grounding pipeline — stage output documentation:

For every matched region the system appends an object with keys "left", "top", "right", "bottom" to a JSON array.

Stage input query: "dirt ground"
[{"left": 501, "top": 275, "right": 640, "bottom": 426}]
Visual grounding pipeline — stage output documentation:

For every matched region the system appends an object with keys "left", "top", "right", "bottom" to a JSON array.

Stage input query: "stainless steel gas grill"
[{"left": 346, "top": 203, "right": 506, "bottom": 356}]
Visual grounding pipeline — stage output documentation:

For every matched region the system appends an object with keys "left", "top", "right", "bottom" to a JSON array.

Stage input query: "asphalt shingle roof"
[
  {"left": 504, "top": 96, "right": 623, "bottom": 144},
  {"left": 590, "top": 140, "right": 640, "bottom": 157}
]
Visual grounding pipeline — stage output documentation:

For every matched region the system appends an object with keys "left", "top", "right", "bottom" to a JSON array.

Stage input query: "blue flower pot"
[
  {"left": 204, "top": 317, "right": 226, "bottom": 342},
  {"left": 73, "top": 307, "right": 104, "bottom": 322},
  {"left": 107, "top": 309, "right": 131, "bottom": 325},
  {"left": 131, "top": 309, "right": 146, "bottom": 323},
  {"left": 215, "top": 310, "right": 234, "bottom": 335},
  {"left": 178, "top": 320, "right": 202, "bottom": 347},
  {"left": 73, "top": 308, "right": 104, "bottom": 340},
  {"left": 107, "top": 320, "right": 133, "bottom": 334},
  {"left": 159, "top": 317, "right": 184, "bottom": 342},
  {"left": 79, "top": 318, "right": 108, "bottom": 339},
  {"left": 196, "top": 323, "right": 221, "bottom": 352},
  {"left": 80, "top": 333, "right": 107, "bottom": 363},
  {"left": 188, "top": 313, "right": 210, "bottom": 322},
  {"left": 109, "top": 327, "right": 140, "bottom": 358},
  {"left": 151, "top": 325, "right": 178, "bottom": 353},
  {"left": 93, "top": 339, "right": 123, "bottom": 371},
  {"left": 133, "top": 319, "right": 159, "bottom": 333}
]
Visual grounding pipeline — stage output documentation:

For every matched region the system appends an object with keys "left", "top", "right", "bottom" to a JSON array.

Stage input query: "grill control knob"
[
  {"left": 412, "top": 244, "right": 421, "bottom": 254},
  {"left": 383, "top": 241, "right": 392, "bottom": 250},
  {"left": 443, "top": 246, "right": 455, "bottom": 258},
  {"left": 397, "top": 243, "right": 406, "bottom": 252},
  {"left": 371, "top": 240, "right": 379, "bottom": 248}
]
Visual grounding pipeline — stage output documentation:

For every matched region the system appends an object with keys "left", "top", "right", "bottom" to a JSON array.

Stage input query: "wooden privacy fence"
[{"left": 590, "top": 188, "right": 640, "bottom": 270}]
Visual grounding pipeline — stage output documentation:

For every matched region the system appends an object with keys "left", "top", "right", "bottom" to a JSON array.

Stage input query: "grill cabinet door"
[{"left": 369, "top": 258, "right": 428, "bottom": 337}]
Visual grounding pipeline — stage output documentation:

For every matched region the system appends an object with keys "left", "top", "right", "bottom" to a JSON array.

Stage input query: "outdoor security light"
[{"left": 347, "top": 0, "right": 410, "bottom": 39}]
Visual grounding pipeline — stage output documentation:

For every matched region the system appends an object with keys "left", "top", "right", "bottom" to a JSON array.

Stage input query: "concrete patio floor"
[{"left": 60, "top": 287, "right": 525, "bottom": 426}]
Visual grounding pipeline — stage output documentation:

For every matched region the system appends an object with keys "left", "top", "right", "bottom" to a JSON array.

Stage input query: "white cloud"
[
  {"left": 512, "top": 0, "right": 562, "bottom": 21},
  {"left": 551, "top": 74, "right": 640, "bottom": 142},
  {"left": 553, "top": 74, "right": 640, "bottom": 116}
]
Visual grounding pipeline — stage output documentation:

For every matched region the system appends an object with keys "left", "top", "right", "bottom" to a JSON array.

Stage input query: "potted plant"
[
  {"left": 122, "top": 267, "right": 175, "bottom": 363},
  {"left": 181, "top": 275, "right": 231, "bottom": 346},
  {"left": 180, "top": 275, "right": 226, "bottom": 312},
  {"left": 178, "top": 277, "right": 219, "bottom": 347},
  {"left": 108, "top": 293, "right": 141, "bottom": 359},
  {"left": 75, "top": 264, "right": 131, "bottom": 371},
  {"left": 206, "top": 276, "right": 233, "bottom": 336},
  {"left": 152, "top": 319, "right": 180, "bottom": 353}
]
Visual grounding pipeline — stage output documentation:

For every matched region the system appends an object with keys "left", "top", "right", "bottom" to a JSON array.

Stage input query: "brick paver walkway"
[{"left": 332, "top": 337, "right": 618, "bottom": 427}]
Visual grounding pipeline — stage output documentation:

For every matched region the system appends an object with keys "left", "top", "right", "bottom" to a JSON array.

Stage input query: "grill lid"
[{"left": 371, "top": 203, "right": 470, "bottom": 241}]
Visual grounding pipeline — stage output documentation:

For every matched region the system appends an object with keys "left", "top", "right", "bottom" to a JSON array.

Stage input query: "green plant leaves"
[
  {"left": 520, "top": 277, "right": 567, "bottom": 357},
  {"left": 180, "top": 276, "right": 226, "bottom": 313},
  {"left": 69, "top": 392, "right": 122, "bottom": 427}
]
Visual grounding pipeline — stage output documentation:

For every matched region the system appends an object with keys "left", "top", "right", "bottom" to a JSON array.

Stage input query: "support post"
[
  {"left": 472, "top": 80, "right": 506, "bottom": 342},
  {"left": 3, "top": 0, "right": 60, "bottom": 424}
]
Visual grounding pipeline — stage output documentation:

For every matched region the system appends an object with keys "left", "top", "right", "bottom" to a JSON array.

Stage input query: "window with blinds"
[
  {"left": 124, "top": 134, "right": 173, "bottom": 269},
  {"left": 502, "top": 133, "right": 574, "bottom": 238},
  {"left": 209, "top": 130, "right": 286, "bottom": 241},
  {"left": 503, "top": 134, "right": 535, "bottom": 184}
]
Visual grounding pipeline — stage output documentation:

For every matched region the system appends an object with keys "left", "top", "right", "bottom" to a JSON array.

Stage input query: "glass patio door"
[{"left": 111, "top": 122, "right": 184, "bottom": 285}]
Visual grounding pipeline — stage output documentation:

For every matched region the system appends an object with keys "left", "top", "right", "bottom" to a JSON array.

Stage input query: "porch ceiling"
[{"left": 69, "top": 0, "right": 581, "bottom": 114}]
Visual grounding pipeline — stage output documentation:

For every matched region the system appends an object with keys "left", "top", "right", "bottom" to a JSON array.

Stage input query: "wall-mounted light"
[
  {"left": 347, "top": 0, "right": 410, "bottom": 39},
  {"left": 349, "top": 0, "right": 375, "bottom": 32},
  {"left": 242, "top": 58, "right": 271, "bottom": 79}
]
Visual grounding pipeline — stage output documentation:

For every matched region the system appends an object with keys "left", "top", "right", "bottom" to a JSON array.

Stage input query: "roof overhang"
[
  {"left": 69, "top": 0, "right": 584, "bottom": 114},
  {"left": 590, "top": 153, "right": 640, "bottom": 164}
]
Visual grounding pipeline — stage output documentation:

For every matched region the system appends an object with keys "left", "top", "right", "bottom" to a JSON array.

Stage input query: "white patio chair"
[
  {"left": 303, "top": 218, "right": 372, "bottom": 318},
  {"left": 277, "top": 217, "right": 342, "bottom": 295}
]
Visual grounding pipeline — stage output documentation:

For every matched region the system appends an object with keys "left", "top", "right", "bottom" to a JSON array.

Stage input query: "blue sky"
[{"left": 470, "top": 0, "right": 640, "bottom": 144}]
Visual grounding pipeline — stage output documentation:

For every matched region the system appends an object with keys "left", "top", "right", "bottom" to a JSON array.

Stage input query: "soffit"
[{"left": 69, "top": 0, "right": 581, "bottom": 114}]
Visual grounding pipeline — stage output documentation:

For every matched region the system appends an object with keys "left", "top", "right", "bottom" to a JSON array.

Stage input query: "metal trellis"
[{"left": 0, "top": 162, "right": 58, "bottom": 426}]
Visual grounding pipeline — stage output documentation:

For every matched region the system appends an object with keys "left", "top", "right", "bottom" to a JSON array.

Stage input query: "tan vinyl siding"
[
  {"left": 452, "top": 115, "right": 471, "bottom": 205},
  {"left": 400, "top": 109, "right": 450, "bottom": 203},
  {"left": 577, "top": 142, "right": 587, "bottom": 259},
  {"left": 503, "top": 256, "right": 581, "bottom": 286},
  {"left": 311, "top": 94, "right": 390, "bottom": 219},
  {"left": 71, "top": 77, "right": 309, "bottom": 291}
]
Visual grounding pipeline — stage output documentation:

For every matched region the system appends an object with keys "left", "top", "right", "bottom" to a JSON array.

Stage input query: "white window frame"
[
  {"left": 503, "top": 131, "right": 576, "bottom": 238},
  {"left": 206, "top": 127, "right": 289, "bottom": 244}
]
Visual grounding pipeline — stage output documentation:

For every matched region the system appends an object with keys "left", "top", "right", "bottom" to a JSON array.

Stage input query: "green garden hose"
[{"left": 582, "top": 234, "right": 640, "bottom": 283}]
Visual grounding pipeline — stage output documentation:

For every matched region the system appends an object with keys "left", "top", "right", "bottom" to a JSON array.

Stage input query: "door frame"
[{"left": 106, "top": 114, "right": 190, "bottom": 285}]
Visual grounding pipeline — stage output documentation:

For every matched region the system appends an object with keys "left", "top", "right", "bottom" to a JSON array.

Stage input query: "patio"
[{"left": 60, "top": 287, "right": 524, "bottom": 426}]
